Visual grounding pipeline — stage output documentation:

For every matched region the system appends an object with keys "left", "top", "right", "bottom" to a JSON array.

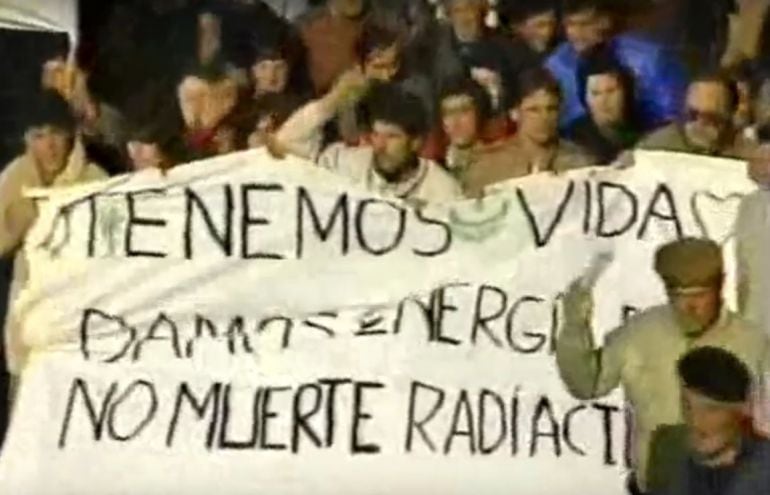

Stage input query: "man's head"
[
  {"left": 330, "top": 0, "right": 365, "bottom": 19},
  {"left": 24, "top": 91, "right": 76, "bottom": 179},
  {"left": 682, "top": 72, "right": 739, "bottom": 155},
  {"left": 678, "top": 347, "right": 751, "bottom": 465},
  {"left": 365, "top": 84, "right": 428, "bottom": 182},
  {"left": 655, "top": 238, "right": 724, "bottom": 336},
  {"left": 445, "top": 0, "right": 487, "bottom": 42},
  {"left": 502, "top": 0, "right": 558, "bottom": 53},
  {"left": 251, "top": 45, "right": 291, "bottom": 95},
  {"left": 562, "top": 0, "right": 613, "bottom": 54},
  {"left": 358, "top": 23, "right": 403, "bottom": 83},
  {"left": 439, "top": 78, "right": 492, "bottom": 149},
  {"left": 578, "top": 50, "right": 633, "bottom": 128},
  {"left": 511, "top": 68, "right": 562, "bottom": 146}
]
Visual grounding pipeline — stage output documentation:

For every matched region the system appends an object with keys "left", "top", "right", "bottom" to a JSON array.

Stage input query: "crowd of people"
[{"left": 2, "top": 0, "right": 770, "bottom": 494}]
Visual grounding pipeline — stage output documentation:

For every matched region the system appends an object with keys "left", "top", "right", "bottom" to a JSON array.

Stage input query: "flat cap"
[{"left": 654, "top": 238, "right": 723, "bottom": 292}]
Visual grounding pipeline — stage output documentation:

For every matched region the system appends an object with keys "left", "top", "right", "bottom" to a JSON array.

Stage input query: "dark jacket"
[
  {"left": 659, "top": 436, "right": 770, "bottom": 495},
  {"left": 567, "top": 116, "right": 640, "bottom": 165}
]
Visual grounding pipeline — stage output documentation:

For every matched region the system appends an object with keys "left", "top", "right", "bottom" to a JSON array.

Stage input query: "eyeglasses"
[{"left": 685, "top": 108, "right": 729, "bottom": 127}]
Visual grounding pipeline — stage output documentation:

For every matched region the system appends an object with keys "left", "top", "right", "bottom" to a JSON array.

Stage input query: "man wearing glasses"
[{"left": 637, "top": 72, "right": 746, "bottom": 158}]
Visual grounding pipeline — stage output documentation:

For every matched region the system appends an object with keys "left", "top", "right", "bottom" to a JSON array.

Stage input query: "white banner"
[
  {"left": 0, "top": 150, "right": 756, "bottom": 495},
  {"left": 0, "top": 0, "right": 77, "bottom": 45}
]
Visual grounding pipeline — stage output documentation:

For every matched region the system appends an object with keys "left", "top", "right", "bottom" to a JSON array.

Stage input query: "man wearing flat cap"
[
  {"left": 659, "top": 347, "right": 770, "bottom": 494},
  {"left": 556, "top": 238, "right": 770, "bottom": 495}
]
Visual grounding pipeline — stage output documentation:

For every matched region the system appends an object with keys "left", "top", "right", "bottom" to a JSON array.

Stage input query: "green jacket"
[{"left": 556, "top": 290, "right": 770, "bottom": 492}]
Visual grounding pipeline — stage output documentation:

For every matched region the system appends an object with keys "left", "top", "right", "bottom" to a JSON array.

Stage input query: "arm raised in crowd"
[
  {"left": 275, "top": 68, "right": 370, "bottom": 160},
  {"left": 556, "top": 279, "right": 632, "bottom": 400}
]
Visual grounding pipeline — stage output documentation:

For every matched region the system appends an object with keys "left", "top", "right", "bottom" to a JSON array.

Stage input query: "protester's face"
[
  {"left": 747, "top": 143, "right": 770, "bottom": 188},
  {"left": 683, "top": 82, "right": 733, "bottom": 153},
  {"left": 449, "top": 0, "right": 485, "bottom": 41},
  {"left": 682, "top": 388, "right": 744, "bottom": 462},
  {"left": 441, "top": 95, "right": 480, "bottom": 148},
  {"left": 586, "top": 73, "right": 625, "bottom": 127},
  {"left": 127, "top": 141, "right": 166, "bottom": 171},
  {"left": 26, "top": 125, "right": 72, "bottom": 177},
  {"left": 516, "top": 11, "right": 558, "bottom": 53},
  {"left": 370, "top": 120, "right": 419, "bottom": 180},
  {"left": 670, "top": 286, "right": 722, "bottom": 336},
  {"left": 331, "top": 0, "right": 364, "bottom": 18},
  {"left": 515, "top": 89, "right": 560, "bottom": 145},
  {"left": 252, "top": 59, "right": 290, "bottom": 94},
  {"left": 364, "top": 44, "right": 401, "bottom": 82},
  {"left": 564, "top": 9, "right": 609, "bottom": 54}
]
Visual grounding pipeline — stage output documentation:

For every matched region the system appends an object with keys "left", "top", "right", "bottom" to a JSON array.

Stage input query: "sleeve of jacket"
[
  {"left": 636, "top": 46, "right": 688, "bottom": 129},
  {"left": 556, "top": 282, "right": 630, "bottom": 400}
]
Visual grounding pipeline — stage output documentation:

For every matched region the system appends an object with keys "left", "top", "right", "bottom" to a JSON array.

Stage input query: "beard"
[{"left": 373, "top": 153, "right": 418, "bottom": 184}]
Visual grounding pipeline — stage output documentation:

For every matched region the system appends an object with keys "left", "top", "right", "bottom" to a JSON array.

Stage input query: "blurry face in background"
[
  {"left": 514, "top": 89, "right": 560, "bottom": 146},
  {"left": 441, "top": 95, "right": 480, "bottom": 148},
  {"left": 586, "top": 73, "right": 626, "bottom": 128},
  {"left": 449, "top": 0, "right": 486, "bottom": 42},
  {"left": 669, "top": 285, "right": 723, "bottom": 336},
  {"left": 331, "top": 0, "right": 364, "bottom": 18},
  {"left": 515, "top": 11, "right": 558, "bottom": 53},
  {"left": 564, "top": 9, "right": 610, "bottom": 54},
  {"left": 683, "top": 82, "right": 733, "bottom": 154},
  {"left": 251, "top": 59, "right": 290, "bottom": 95},
  {"left": 682, "top": 388, "right": 745, "bottom": 464},
  {"left": 127, "top": 141, "right": 166, "bottom": 171},
  {"left": 370, "top": 120, "right": 420, "bottom": 181},
  {"left": 25, "top": 125, "right": 72, "bottom": 180},
  {"left": 364, "top": 44, "right": 401, "bottom": 82}
]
